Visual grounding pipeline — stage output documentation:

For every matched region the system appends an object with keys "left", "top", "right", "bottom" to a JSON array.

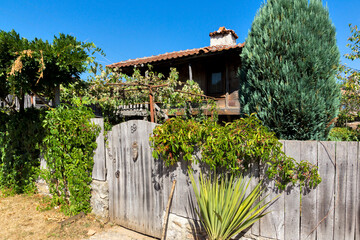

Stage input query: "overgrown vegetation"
[
  {"left": 0, "top": 29, "right": 102, "bottom": 215},
  {"left": 151, "top": 115, "right": 321, "bottom": 190},
  {"left": 41, "top": 105, "right": 100, "bottom": 216},
  {"left": 0, "top": 108, "right": 45, "bottom": 194},
  {"left": 328, "top": 127, "right": 359, "bottom": 141},
  {"left": 239, "top": 0, "right": 341, "bottom": 140}
]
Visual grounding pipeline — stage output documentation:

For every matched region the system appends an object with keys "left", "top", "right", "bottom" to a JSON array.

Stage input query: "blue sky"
[{"left": 1, "top": 0, "right": 359, "bottom": 71}]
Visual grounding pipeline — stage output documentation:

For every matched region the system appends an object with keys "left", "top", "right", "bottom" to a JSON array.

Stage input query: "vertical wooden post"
[
  {"left": 30, "top": 95, "right": 34, "bottom": 106},
  {"left": 188, "top": 63, "right": 193, "bottom": 80},
  {"left": 149, "top": 87, "right": 155, "bottom": 123},
  {"left": 54, "top": 85, "right": 61, "bottom": 107},
  {"left": 225, "top": 62, "right": 229, "bottom": 108},
  {"left": 161, "top": 180, "right": 176, "bottom": 240}
]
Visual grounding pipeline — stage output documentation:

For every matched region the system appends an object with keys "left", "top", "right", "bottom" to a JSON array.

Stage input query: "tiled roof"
[
  {"left": 209, "top": 26, "right": 238, "bottom": 39},
  {"left": 107, "top": 43, "right": 244, "bottom": 68}
]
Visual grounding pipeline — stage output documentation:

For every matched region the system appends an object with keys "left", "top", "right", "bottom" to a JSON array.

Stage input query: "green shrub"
[
  {"left": 0, "top": 108, "right": 45, "bottom": 194},
  {"left": 151, "top": 115, "right": 321, "bottom": 190},
  {"left": 335, "top": 111, "right": 358, "bottom": 127},
  {"left": 42, "top": 105, "right": 100, "bottom": 216},
  {"left": 239, "top": 0, "right": 340, "bottom": 140},
  {"left": 189, "top": 171, "right": 273, "bottom": 240},
  {"left": 328, "top": 127, "right": 359, "bottom": 141}
]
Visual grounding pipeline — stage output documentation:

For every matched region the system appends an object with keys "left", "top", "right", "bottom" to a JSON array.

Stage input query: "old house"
[{"left": 107, "top": 27, "right": 244, "bottom": 119}]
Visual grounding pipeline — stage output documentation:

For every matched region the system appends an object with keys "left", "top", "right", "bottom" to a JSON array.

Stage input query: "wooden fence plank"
[
  {"left": 259, "top": 141, "right": 285, "bottom": 240},
  {"left": 334, "top": 142, "right": 347, "bottom": 240},
  {"left": 344, "top": 142, "right": 357, "bottom": 240},
  {"left": 91, "top": 118, "right": 106, "bottom": 181},
  {"left": 149, "top": 125, "right": 165, "bottom": 231},
  {"left": 250, "top": 161, "right": 260, "bottom": 236},
  {"left": 300, "top": 141, "right": 318, "bottom": 240},
  {"left": 284, "top": 140, "right": 301, "bottom": 240},
  {"left": 317, "top": 141, "right": 336, "bottom": 240},
  {"left": 170, "top": 160, "right": 192, "bottom": 218},
  {"left": 243, "top": 160, "right": 256, "bottom": 236},
  {"left": 105, "top": 126, "right": 117, "bottom": 221},
  {"left": 115, "top": 125, "right": 123, "bottom": 224}
]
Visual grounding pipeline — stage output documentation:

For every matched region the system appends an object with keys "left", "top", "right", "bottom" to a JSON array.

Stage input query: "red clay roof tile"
[{"left": 107, "top": 43, "right": 244, "bottom": 68}]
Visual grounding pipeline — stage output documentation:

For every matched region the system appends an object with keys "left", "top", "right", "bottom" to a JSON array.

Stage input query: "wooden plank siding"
[
  {"left": 92, "top": 119, "right": 360, "bottom": 240},
  {"left": 0, "top": 94, "right": 52, "bottom": 109}
]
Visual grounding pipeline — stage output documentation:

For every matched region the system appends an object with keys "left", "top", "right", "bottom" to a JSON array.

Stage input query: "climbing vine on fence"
[
  {"left": 150, "top": 115, "right": 321, "bottom": 189},
  {"left": 42, "top": 105, "right": 100, "bottom": 216}
]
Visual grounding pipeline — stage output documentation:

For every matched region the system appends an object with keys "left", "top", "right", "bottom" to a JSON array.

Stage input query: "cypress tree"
[{"left": 239, "top": 0, "right": 340, "bottom": 140}]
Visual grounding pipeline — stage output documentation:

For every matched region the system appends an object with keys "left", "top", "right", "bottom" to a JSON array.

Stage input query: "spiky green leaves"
[{"left": 189, "top": 172, "right": 274, "bottom": 240}]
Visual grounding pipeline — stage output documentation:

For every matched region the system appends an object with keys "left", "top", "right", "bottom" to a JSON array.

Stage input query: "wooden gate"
[{"left": 106, "top": 120, "right": 164, "bottom": 238}]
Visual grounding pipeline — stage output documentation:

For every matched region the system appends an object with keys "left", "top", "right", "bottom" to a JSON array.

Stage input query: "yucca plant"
[{"left": 189, "top": 171, "right": 273, "bottom": 240}]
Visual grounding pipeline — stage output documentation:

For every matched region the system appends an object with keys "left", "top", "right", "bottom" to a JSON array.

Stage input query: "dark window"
[{"left": 208, "top": 71, "right": 224, "bottom": 95}]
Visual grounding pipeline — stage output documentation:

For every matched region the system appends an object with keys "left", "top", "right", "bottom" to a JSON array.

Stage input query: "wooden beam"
[
  {"left": 149, "top": 89, "right": 155, "bottom": 123},
  {"left": 163, "top": 107, "right": 240, "bottom": 116},
  {"left": 225, "top": 61, "right": 229, "bottom": 108},
  {"left": 161, "top": 180, "right": 176, "bottom": 240}
]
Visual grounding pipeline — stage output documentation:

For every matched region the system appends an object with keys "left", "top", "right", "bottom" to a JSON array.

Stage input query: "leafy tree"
[
  {"left": 0, "top": 29, "right": 102, "bottom": 194},
  {"left": 239, "top": 0, "right": 340, "bottom": 140},
  {"left": 337, "top": 25, "right": 360, "bottom": 124},
  {"left": 0, "top": 29, "right": 102, "bottom": 113}
]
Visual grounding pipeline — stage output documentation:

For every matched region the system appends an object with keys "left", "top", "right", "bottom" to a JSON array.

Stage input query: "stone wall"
[
  {"left": 90, "top": 180, "right": 109, "bottom": 219},
  {"left": 165, "top": 213, "right": 275, "bottom": 240}
]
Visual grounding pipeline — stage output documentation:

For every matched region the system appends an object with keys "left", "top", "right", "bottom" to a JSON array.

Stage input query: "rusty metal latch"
[{"left": 132, "top": 141, "right": 138, "bottom": 162}]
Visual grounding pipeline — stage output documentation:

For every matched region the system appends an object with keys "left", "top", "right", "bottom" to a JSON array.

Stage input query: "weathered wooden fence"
[
  {"left": 253, "top": 140, "right": 359, "bottom": 240},
  {"left": 92, "top": 119, "right": 360, "bottom": 240},
  {"left": 0, "top": 94, "right": 52, "bottom": 109}
]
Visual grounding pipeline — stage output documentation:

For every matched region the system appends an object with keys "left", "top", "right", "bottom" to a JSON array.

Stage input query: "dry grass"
[{"left": 0, "top": 192, "right": 113, "bottom": 240}]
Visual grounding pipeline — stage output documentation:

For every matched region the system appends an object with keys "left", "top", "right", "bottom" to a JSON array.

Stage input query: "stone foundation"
[
  {"left": 90, "top": 180, "right": 109, "bottom": 219},
  {"left": 35, "top": 177, "right": 50, "bottom": 196},
  {"left": 165, "top": 213, "right": 206, "bottom": 240},
  {"left": 165, "top": 213, "right": 276, "bottom": 240}
]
